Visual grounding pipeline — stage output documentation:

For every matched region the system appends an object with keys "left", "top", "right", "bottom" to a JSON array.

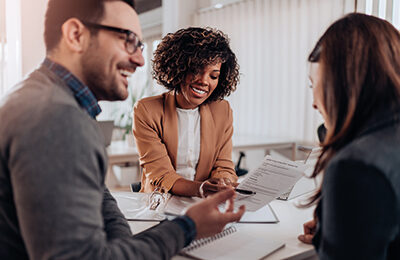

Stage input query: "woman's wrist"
[
  {"left": 198, "top": 181, "right": 207, "bottom": 198},
  {"left": 171, "top": 178, "right": 204, "bottom": 197}
]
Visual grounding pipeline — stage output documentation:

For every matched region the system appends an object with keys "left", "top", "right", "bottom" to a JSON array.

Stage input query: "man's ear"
[{"left": 60, "top": 18, "right": 90, "bottom": 53}]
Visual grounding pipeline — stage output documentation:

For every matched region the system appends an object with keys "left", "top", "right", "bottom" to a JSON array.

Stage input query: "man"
[{"left": 0, "top": 0, "right": 245, "bottom": 259}]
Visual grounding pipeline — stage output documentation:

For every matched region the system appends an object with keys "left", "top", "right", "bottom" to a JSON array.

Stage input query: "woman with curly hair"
[
  {"left": 298, "top": 13, "right": 400, "bottom": 259},
  {"left": 132, "top": 27, "right": 240, "bottom": 197}
]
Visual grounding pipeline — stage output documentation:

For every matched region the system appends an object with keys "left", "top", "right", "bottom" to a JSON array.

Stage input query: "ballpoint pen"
[{"left": 235, "top": 188, "right": 256, "bottom": 195}]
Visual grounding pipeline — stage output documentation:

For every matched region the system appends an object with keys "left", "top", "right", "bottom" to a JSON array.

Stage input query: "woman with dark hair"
[
  {"left": 133, "top": 27, "right": 240, "bottom": 197},
  {"left": 298, "top": 13, "right": 400, "bottom": 259}
]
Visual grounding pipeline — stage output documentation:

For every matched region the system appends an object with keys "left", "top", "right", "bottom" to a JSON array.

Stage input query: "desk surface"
[
  {"left": 106, "top": 135, "right": 298, "bottom": 187},
  {"left": 125, "top": 194, "right": 316, "bottom": 260}
]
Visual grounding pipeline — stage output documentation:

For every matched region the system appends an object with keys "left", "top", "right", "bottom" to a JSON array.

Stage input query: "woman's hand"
[
  {"left": 298, "top": 219, "right": 317, "bottom": 244},
  {"left": 199, "top": 178, "right": 238, "bottom": 198}
]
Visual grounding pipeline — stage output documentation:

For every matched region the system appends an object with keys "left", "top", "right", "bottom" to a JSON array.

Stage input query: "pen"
[{"left": 235, "top": 188, "right": 256, "bottom": 195}]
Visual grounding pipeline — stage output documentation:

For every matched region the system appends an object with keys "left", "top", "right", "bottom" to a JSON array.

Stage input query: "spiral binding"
[{"left": 182, "top": 226, "right": 237, "bottom": 252}]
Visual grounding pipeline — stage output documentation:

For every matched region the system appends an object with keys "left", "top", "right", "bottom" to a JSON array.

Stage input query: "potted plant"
[{"left": 112, "top": 79, "right": 152, "bottom": 146}]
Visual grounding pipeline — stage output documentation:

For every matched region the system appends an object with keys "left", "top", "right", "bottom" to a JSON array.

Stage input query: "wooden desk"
[
  {"left": 232, "top": 135, "right": 297, "bottom": 160},
  {"left": 107, "top": 135, "right": 297, "bottom": 165},
  {"left": 125, "top": 195, "right": 316, "bottom": 260},
  {"left": 106, "top": 141, "right": 139, "bottom": 187},
  {"left": 107, "top": 140, "right": 139, "bottom": 165},
  {"left": 106, "top": 135, "right": 298, "bottom": 187}
]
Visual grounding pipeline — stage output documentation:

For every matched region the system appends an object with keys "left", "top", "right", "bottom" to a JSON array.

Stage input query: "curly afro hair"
[{"left": 152, "top": 27, "right": 240, "bottom": 103}]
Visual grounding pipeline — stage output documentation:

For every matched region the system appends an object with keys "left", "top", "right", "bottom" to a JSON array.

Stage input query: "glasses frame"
[{"left": 82, "top": 21, "right": 144, "bottom": 54}]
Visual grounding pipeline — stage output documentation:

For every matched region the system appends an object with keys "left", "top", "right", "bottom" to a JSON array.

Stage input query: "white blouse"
[{"left": 175, "top": 107, "right": 201, "bottom": 181}]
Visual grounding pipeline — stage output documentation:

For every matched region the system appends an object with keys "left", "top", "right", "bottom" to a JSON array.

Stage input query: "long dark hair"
[{"left": 308, "top": 13, "right": 400, "bottom": 206}]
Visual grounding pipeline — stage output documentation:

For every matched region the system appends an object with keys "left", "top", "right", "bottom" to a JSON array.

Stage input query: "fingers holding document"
[{"left": 185, "top": 189, "right": 245, "bottom": 239}]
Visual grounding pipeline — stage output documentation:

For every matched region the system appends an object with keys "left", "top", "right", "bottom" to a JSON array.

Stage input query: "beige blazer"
[{"left": 133, "top": 91, "right": 237, "bottom": 193}]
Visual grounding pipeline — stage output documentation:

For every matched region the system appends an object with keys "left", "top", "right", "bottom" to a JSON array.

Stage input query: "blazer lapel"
[
  {"left": 163, "top": 92, "right": 179, "bottom": 169},
  {"left": 196, "top": 104, "right": 216, "bottom": 180}
]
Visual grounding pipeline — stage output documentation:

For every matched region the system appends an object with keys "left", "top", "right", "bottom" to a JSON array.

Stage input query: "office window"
[
  {"left": 357, "top": 0, "right": 400, "bottom": 28},
  {"left": 0, "top": 0, "right": 6, "bottom": 96},
  {"left": 0, "top": 0, "right": 22, "bottom": 98},
  {"left": 194, "top": 0, "right": 350, "bottom": 142}
]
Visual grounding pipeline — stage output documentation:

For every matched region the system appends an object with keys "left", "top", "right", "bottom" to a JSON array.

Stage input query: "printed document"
[{"left": 235, "top": 155, "right": 304, "bottom": 211}]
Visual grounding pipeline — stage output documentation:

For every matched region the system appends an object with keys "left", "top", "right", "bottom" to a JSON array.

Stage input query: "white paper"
[
  {"left": 163, "top": 196, "right": 200, "bottom": 216},
  {"left": 112, "top": 192, "right": 168, "bottom": 221},
  {"left": 239, "top": 204, "right": 278, "bottom": 223},
  {"left": 164, "top": 196, "right": 279, "bottom": 223},
  {"left": 235, "top": 155, "right": 304, "bottom": 211},
  {"left": 303, "top": 147, "right": 322, "bottom": 177}
]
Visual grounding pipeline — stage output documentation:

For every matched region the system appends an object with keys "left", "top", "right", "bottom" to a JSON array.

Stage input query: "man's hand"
[
  {"left": 298, "top": 219, "right": 317, "bottom": 244},
  {"left": 185, "top": 189, "right": 245, "bottom": 238}
]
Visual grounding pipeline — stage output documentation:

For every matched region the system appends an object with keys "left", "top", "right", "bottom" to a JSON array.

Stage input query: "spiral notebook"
[{"left": 180, "top": 225, "right": 285, "bottom": 260}]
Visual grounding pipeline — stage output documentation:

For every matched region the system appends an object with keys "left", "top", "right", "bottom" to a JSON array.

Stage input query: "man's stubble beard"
[{"left": 80, "top": 38, "right": 126, "bottom": 101}]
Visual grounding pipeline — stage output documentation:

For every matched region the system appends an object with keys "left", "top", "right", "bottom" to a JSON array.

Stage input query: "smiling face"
[
  {"left": 175, "top": 63, "right": 222, "bottom": 109},
  {"left": 309, "top": 62, "right": 330, "bottom": 129},
  {"left": 81, "top": 1, "right": 145, "bottom": 101}
]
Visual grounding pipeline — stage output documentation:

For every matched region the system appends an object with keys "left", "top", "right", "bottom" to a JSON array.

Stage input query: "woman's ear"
[{"left": 60, "top": 18, "right": 90, "bottom": 53}]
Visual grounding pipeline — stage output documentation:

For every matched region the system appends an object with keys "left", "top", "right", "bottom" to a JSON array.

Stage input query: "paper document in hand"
[
  {"left": 303, "top": 147, "right": 322, "bottom": 177},
  {"left": 235, "top": 155, "right": 304, "bottom": 211}
]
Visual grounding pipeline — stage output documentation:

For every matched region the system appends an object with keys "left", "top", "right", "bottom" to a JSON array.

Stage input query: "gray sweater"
[{"left": 0, "top": 65, "right": 186, "bottom": 259}]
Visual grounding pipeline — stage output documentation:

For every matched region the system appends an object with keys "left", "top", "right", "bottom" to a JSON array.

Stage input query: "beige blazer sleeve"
[
  {"left": 133, "top": 93, "right": 182, "bottom": 192},
  {"left": 133, "top": 92, "right": 237, "bottom": 193}
]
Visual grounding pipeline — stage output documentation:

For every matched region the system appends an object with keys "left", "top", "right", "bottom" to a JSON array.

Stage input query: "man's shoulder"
[
  {"left": 0, "top": 67, "right": 85, "bottom": 137},
  {"left": 1, "top": 66, "right": 77, "bottom": 111}
]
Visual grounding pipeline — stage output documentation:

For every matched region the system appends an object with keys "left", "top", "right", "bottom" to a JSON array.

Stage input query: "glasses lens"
[{"left": 126, "top": 33, "right": 140, "bottom": 54}]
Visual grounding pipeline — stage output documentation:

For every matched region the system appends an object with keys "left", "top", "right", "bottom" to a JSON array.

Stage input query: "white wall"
[
  {"left": 193, "top": 0, "right": 355, "bottom": 143},
  {"left": 161, "top": 0, "right": 198, "bottom": 35},
  {"left": 21, "top": 0, "right": 47, "bottom": 77},
  {"left": 0, "top": 0, "right": 23, "bottom": 93}
]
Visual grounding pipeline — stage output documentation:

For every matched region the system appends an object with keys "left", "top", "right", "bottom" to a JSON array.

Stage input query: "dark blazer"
[{"left": 313, "top": 109, "right": 400, "bottom": 259}]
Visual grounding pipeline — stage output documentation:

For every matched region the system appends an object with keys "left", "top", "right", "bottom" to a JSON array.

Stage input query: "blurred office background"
[{"left": 1, "top": 0, "right": 400, "bottom": 144}]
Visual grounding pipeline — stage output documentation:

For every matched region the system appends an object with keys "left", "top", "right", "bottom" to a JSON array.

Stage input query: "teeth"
[
  {"left": 119, "top": 69, "right": 133, "bottom": 77},
  {"left": 192, "top": 87, "right": 206, "bottom": 94}
]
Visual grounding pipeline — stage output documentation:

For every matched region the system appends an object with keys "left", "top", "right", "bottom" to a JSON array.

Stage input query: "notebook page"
[{"left": 181, "top": 225, "right": 284, "bottom": 260}]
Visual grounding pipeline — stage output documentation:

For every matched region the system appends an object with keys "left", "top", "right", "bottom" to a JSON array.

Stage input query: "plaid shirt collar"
[{"left": 43, "top": 58, "right": 101, "bottom": 118}]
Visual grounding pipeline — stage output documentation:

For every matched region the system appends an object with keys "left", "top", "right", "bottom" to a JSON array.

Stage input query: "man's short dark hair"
[{"left": 44, "top": 0, "right": 135, "bottom": 52}]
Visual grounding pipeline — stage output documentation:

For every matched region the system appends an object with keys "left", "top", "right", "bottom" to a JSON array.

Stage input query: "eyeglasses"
[{"left": 82, "top": 21, "right": 144, "bottom": 54}]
